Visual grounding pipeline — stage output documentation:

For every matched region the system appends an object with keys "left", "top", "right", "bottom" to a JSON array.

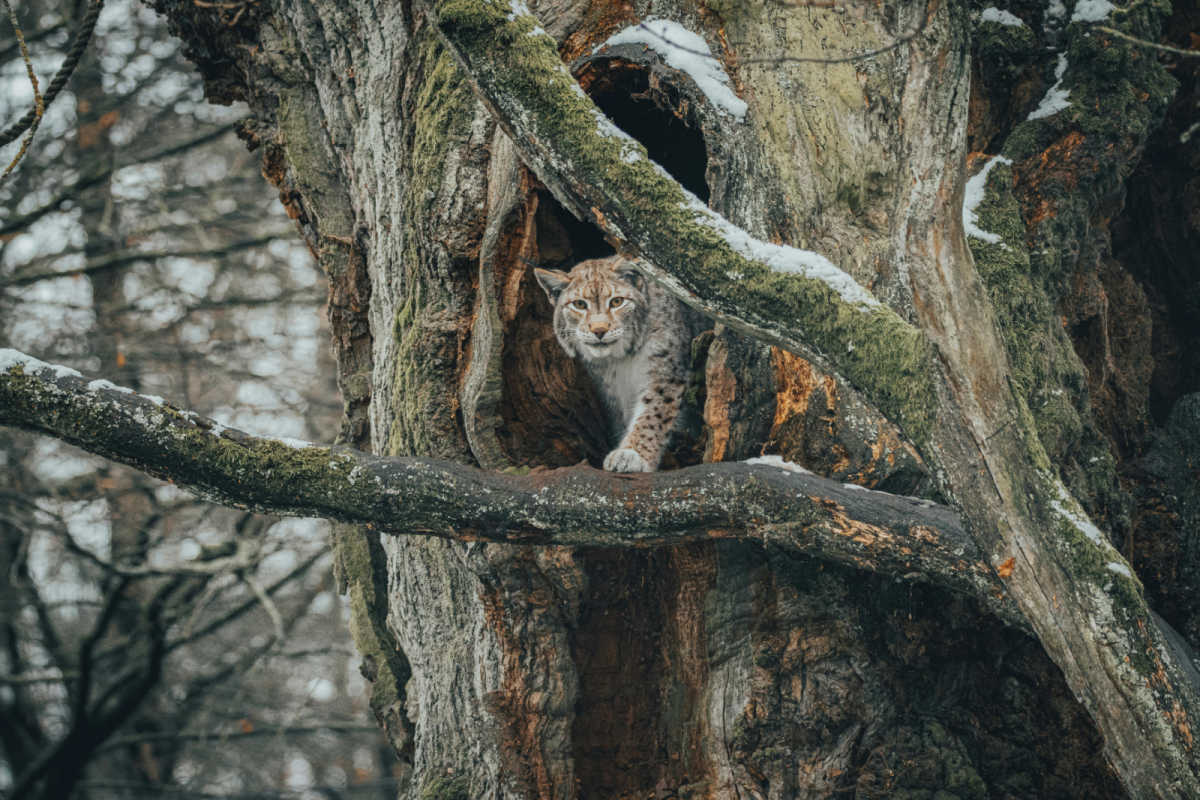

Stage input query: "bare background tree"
[
  {"left": 1, "top": 0, "right": 398, "bottom": 797},
  {"left": 2, "top": 0, "right": 1200, "bottom": 798}
]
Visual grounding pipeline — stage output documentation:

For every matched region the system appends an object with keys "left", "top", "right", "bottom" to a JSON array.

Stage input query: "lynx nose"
[{"left": 589, "top": 321, "right": 610, "bottom": 338}]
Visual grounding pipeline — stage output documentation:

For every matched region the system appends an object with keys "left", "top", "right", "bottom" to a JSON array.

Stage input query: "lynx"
[{"left": 535, "top": 255, "right": 693, "bottom": 473}]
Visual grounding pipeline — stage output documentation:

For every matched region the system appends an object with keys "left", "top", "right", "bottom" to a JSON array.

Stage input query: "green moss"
[
  {"left": 1031, "top": 468, "right": 1144, "bottom": 622},
  {"left": 967, "top": 159, "right": 1125, "bottom": 517},
  {"left": 836, "top": 182, "right": 863, "bottom": 216},
  {"left": 385, "top": 33, "right": 476, "bottom": 458},
  {"left": 409, "top": 47, "right": 474, "bottom": 207},
  {"left": 419, "top": 776, "right": 473, "bottom": 800},
  {"left": 974, "top": 18, "right": 1037, "bottom": 88},
  {"left": 388, "top": 289, "right": 456, "bottom": 457},
  {"left": 434, "top": 0, "right": 508, "bottom": 34}
]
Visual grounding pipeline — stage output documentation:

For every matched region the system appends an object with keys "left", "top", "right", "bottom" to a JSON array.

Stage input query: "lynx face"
[
  {"left": 534, "top": 254, "right": 694, "bottom": 474},
  {"left": 534, "top": 257, "right": 650, "bottom": 362}
]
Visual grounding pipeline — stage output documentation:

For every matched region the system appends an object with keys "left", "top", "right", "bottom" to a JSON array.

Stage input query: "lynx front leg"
[{"left": 603, "top": 377, "right": 687, "bottom": 473}]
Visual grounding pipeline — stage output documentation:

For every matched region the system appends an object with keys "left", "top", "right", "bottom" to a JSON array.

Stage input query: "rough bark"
[{"left": 13, "top": 0, "right": 1198, "bottom": 797}]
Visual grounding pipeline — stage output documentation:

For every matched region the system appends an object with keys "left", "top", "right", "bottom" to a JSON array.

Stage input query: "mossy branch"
[
  {"left": 428, "top": 0, "right": 938, "bottom": 447},
  {"left": 0, "top": 350, "right": 1019, "bottom": 627}
]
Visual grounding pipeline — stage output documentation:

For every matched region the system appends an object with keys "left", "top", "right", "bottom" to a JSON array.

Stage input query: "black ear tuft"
[{"left": 534, "top": 268, "right": 570, "bottom": 301}]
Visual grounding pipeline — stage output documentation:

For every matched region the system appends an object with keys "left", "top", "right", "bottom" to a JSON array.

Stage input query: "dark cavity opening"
[
  {"left": 575, "top": 56, "right": 711, "bottom": 202},
  {"left": 532, "top": 188, "right": 611, "bottom": 268}
]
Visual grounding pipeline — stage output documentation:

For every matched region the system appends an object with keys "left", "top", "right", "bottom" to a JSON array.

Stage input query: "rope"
[{"left": 0, "top": 0, "right": 105, "bottom": 148}]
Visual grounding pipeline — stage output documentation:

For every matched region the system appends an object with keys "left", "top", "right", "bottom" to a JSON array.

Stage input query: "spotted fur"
[{"left": 535, "top": 255, "right": 693, "bottom": 473}]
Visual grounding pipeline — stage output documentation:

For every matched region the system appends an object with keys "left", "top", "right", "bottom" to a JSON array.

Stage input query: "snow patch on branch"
[
  {"left": 586, "top": 105, "right": 650, "bottom": 165},
  {"left": 0, "top": 348, "right": 83, "bottom": 380},
  {"left": 1027, "top": 54, "right": 1071, "bottom": 121},
  {"left": 591, "top": 106, "right": 634, "bottom": 143},
  {"left": 87, "top": 379, "right": 135, "bottom": 394},
  {"left": 980, "top": 7, "right": 1026, "bottom": 26},
  {"left": 963, "top": 155, "right": 1013, "bottom": 245},
  {"left": 744, "top": 455, "right": 812, "bottom": 474},
  {"left": 506, "top": 0, "right": 531, "bottom": 22},
  {"left": 1070, "top": 0, "right": 1114, "bottom": 22},
  {"left": 1, "top": 347, "right": 187, "bottom": 415},
  {"left": 598, "top": 19, "right": 747, "bottom": 120},
  {"left": 685, "top": 197, "right": 881, "bottom": 309},
  {"left": 1049, "top": 480, "right": 1104, "bottom": 545},
  {"left": 1107, "top": 561, "right": 1132, "bottom": 578}
]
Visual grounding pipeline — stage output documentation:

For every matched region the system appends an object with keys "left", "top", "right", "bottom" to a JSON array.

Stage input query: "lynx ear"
[
  {"left": 534, "top": 268, "right": 570, "bottom": 301},
  {"left": 616, "top": 261, "right": 646, "bottom": 292}
]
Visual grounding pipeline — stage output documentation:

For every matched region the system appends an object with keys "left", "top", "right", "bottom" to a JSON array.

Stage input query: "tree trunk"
[{"left": 22, "top": 0, "right": 1196, "bottom": 796}]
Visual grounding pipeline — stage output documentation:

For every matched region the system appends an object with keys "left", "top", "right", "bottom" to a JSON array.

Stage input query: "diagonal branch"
[{"left": 0, "top": 348, "right": 1020, "bottom": 627}]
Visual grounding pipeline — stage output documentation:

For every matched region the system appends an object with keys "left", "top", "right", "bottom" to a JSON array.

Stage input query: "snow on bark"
[
  {"left": 742, "top": 454, "right": 812, "bottom": 474},
  {"left": 86, "top": 378, "right": 135, "bottom": 394},
  {"left": 1107, "top": 562, "right": 1133, "bottom": 578},
  {"left": 963, "top": 155, "right": 1013, "bottom": 245},
  {"left": 0, "top": 347, "right": 83, "bottom": 379},
  {"left": 1070, "top": 0, "right": 1115, "bottom": 23},
  {"left": 598, "top": 19, "right": 747, "bottom": 120},
  {"left": 1027, "top": 54, "right": 1071, "bottom": 121},
  {"left": 684, "top": 196, "right": 882, "bottom": 309},
  {"left": 1048, "top": 478, "right": 1107, "bottom": 545},
  {"left": 979, "top": 7, "right": 1026, "bottom": 27}
]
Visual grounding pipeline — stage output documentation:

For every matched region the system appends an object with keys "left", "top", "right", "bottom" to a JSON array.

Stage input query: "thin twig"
[
  {"left": 241, "top": 570, "right": 286, "bottom": 643},
  {"left": 620, "top": 7, "right": 929, "bottom": 68},
  {"left": 0, "top": 669, "right": 77, "bottom": 685},
  {"left": 1094, "top": 25, "right": 1200, "bottom": 58},
  {"left": 0, "top": 123, "right": 238, "bottom": 238},
  {"left": 97, "top": 722, "right": 380, "bottom": 750}
]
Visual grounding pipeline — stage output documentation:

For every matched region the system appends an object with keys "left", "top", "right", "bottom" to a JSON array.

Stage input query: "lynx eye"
[
  {"left": 570, "top": 299, "right": 588, "bottom": 311},
  {"left": 609, "top": 297, "right": 627, "bottom": 309}
]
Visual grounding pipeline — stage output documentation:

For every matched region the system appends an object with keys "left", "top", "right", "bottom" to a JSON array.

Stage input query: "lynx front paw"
[{"left": 603, "top": 448, "right": 651, "bottom": 473}]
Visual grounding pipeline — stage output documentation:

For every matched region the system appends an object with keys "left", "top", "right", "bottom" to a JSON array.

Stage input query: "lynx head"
[{"left": 534, "top": 256, "right": 650, "bottom": 361}]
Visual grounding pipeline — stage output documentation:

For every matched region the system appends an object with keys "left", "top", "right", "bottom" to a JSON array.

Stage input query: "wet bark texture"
[{"left": 142, "top": 0, "right": 1199, "bottom": 797}]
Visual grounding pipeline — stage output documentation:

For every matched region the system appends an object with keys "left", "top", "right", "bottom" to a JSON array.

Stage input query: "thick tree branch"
[
  {"left": 427, "top": 0, "right": 938, "bottom": 447},
  {"left": 0, "top": 349, "right": 1020, "bottom": 626}
]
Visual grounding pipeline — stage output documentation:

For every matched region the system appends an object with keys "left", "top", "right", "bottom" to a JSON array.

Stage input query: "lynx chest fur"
[{"left": 535, "top": 256, "right": 693, "bottom": 473}]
